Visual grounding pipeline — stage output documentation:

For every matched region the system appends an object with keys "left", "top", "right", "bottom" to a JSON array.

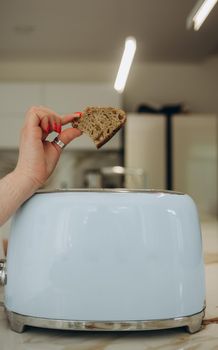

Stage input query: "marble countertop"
[{"left": 0, "top": 220, "right": 218, "bottom": 350}]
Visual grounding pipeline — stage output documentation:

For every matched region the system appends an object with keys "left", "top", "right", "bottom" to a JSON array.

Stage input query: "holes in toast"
[{"left": 77, "top": 107, "right": 125, "bottom": 146}]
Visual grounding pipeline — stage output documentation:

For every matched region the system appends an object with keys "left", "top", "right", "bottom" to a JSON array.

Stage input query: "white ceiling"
[{"left": 0, "top": 0, "right": 218, "bottom": 63}]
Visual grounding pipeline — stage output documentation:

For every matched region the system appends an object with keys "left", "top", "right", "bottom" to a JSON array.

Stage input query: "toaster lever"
[{"left": 0, "top": 259, "right": 7, "bottom": 286}]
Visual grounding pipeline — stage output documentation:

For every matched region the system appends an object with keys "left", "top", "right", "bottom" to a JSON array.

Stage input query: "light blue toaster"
[{"left": 1, "top": 189, "right": 205, "bottom": 333}]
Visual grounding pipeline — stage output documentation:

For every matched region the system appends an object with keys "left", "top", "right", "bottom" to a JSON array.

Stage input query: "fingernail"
[
  {"left": 74, "top": 112, "right": 82, "bottom": 116},
  {"left": 57, "top": 125, "right": 62, "bottom": 133},
  {"left": 46, "top": 125, "right": 50, "bottom": 133},
  {"left": 53, "top": 122, "right": 58, "bottom": 132}
]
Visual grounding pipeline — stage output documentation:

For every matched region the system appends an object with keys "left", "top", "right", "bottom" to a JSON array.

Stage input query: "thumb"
[
  {"left": 52, "top": 127, "right": 82, "bottom": 154},
  {"left": 59, "top": 127, "right": 82, "bottom": 145}
]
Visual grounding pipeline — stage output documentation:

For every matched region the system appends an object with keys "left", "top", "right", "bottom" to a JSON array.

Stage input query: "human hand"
[{"left": 14, "top": 106, "right": 82, "bottom": 190}]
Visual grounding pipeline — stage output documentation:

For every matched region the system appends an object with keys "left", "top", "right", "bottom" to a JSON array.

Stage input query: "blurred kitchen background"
[{"left": 0, "top": 0, "right": 218, "bottom": 243}]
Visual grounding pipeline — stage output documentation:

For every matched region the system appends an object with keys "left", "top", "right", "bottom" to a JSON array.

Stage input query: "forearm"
[{"left": 0, "top": 170, "right": 38, "bottom": 226}]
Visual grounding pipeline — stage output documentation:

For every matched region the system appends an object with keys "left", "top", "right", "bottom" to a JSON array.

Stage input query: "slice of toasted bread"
[{"left": 72, "top": 107, "right": 126, "bottom": 149}]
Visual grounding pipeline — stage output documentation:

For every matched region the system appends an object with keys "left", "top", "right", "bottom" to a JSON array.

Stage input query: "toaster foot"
[
  {"left": 186, "top": 313, "right": 204, "bottom": 333},
  {"left": 6, "top": 310, "right": 25, "bottom": 333}
]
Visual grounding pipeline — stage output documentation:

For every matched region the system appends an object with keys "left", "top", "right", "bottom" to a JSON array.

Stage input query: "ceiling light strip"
[
  {"left": 187, "top": 0, "right": 218, "bottom": 31},
  {"left": 114, "top": 37, "right": 136, "bottom": 93}
]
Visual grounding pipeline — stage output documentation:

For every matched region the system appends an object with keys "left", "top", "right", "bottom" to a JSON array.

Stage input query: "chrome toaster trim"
[
  {"left": 5, "top": 308, "right": 205, "bottom": 334},
  {"left": 36, "top": 188, "right": 185, "bottom": 195},
  {"left": 0, "top": 259, "right": 7, "bottom": 286}
]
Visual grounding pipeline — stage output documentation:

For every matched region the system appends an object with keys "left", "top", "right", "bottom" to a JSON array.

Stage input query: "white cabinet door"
[
  {"left": 0, "top": 113, "right": 23, "bottom": 148},
  {"left": 173, "top": 114, "right": 218, "bottom": 218},
  {"left": 125, "top": 114, "right": 166, "bottom": 189},
  {"left": 0, "top": 83, "right": 42, "bottom": 113},
  {"left": 0, "top": 83, "right": 42, "bottom": 148}
]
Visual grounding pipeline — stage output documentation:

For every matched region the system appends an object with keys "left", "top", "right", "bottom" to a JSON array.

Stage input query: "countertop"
[{"left": 0, "top": 220, "right": 217, "bottom": 350}]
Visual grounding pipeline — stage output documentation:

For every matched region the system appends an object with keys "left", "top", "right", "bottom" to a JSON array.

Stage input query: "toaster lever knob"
[{"left": 0, "top": 259, "right": 7, "bottom": 286}]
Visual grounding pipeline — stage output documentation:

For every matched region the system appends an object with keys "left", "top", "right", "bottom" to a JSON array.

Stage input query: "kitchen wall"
[
  {"left": 0, "top": 56, "right": 218, "bottom": 113},
  {"left": 125, "top": 56, "right": 218, "bottom": 113}
]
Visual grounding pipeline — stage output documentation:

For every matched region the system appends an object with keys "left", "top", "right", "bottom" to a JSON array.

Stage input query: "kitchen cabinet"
[
  {"left": 173, "top": 114, "right": 218, "bottom": 218},
  {"left": 0, "top": 83, "right": 43, "bottom": 148},
  {"left": 0, "top": 83, "right": 43, "bottom": 113},
  {"left": 0, "top": 113, "right": 24, "bottom": 148},
  {"left": 125, "top": 113, "right": 218, "bottom": 219},
  {"left": 124, "top": 114, "right": 166, "bottom": 189}
]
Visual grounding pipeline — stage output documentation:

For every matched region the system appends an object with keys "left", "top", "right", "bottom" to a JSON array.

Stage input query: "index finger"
[
  {"left": 61, "top": 112, "right": 83, "bottom": 126},
  {"left": 24, "top": 106, "right": 61, "bottom": 127}
]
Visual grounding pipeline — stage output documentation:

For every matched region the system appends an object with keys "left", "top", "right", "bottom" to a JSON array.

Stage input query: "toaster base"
[{"left": 5, "top": 308, "right": 205, "bottom": 334}]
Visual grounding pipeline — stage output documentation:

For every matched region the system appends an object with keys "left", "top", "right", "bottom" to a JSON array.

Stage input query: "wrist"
[
  {"left": 0, "top": 170, "right": 39, "bottom": 226},
  {"left": 12, "top": 168, "right": 41, "bottom": 195}
]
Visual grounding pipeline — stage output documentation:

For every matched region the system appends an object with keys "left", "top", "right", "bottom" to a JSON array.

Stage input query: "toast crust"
[{"left": 95, "top": 121, "right": 125, "bottom": 149}]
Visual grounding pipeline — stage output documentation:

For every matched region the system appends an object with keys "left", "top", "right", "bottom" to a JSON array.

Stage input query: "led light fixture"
[
  {"left": 114, "top": 36, "right": 136, "bottom": 93},
  {"left": 187, "top": 0, "right": 218, "bottom": 31}
]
